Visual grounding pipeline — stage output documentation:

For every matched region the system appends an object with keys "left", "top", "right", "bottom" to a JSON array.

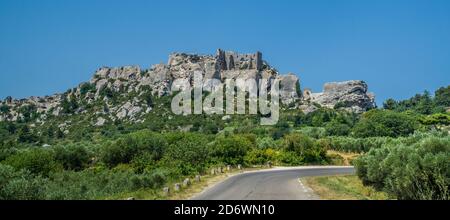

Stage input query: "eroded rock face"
[
  {"left": 92, "top": 66, "right": 140, "bottom": 80},
  {"left": 308, "top": 80, "right": 376, "bottom": 113},
  {"left": 139, "top": 64, "right": 171, "bottom": 96},
  {"left": 0, "top": 49, "right": 376, "bottom": 123},
  {"left": 277, "top": 73, "right": 300, "bottom": 106}
]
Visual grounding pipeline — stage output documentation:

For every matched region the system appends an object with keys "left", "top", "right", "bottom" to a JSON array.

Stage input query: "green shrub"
[
  {"left": 355, "top": 136, "right": 450, "bottom": 200},
  {"left": 0, "top": 144, "right": 17, "bottom": 162},
  {"left": 130, "top": 152, "right": 157, "bottom": 173},
  {"left": 100, "top": 137, "right": 138, "bottom": 167},
  {"left": 2, "top": 148, "right": 61, "bottom": 176},
  {"left": 0, "top": 164, "right": 46, "bottom": 200},
  {"left": 161, "top": 132, "right": 211, "bottom": 175},
  {"left": 271, "top": 121, "right": 290, "bottom": 140},
  {"left": 281, "top": 133, "right": 327, "bottom": 164},
  {"left": 244, "top": 148, "right": 277, "bottom": 165},
  {"left": 420, "top": 113, "right": 450, "bottom": 127},
  {"left": 212, "top": 135, "right": 252, "bottom": 165},
  {"left": 256, "top": 137, "right": 276, "bottom": 149},
  {"left": 60, "top": 94, "right": 79, "bottom": 114},
  {"left": 296, "top": 126, "right": 326, "bottom": 139},
  {"left": 79, "top": 82, "right": 96, "bottom": 96},
  {"left": 283, "top": 133, "right": 314, "bottom": 154},
  {"left": 277, "top": 151, "right": 303, "bottom": 165},
  {"left": 54, "top": 144, "right": 92, "bottom": 171},
  {"left": 352, "top": 110, "right": 419, "bottom": 138},
  {"left": 17, "top": 125, "right": 39, "bottom": 143},
  {"left": 325, "top": 121, "right": 351, "bottom": 136},
  {"left": 18, "top": 105, "right": 38, "bottom": 122},
  {"left": 434, "top": 85, "right": 450, "bottom": 107},
  {"left": 43, "top": 168, "right": 166, "bottom": 200},
  {"left": 100, "top": 131, "right": 166, "bottom": 168},
  {"left": 0, "top": 105, "right": 10, "bottom": 114},
  {"left": 327, "top": 136, "right": 387, "bottom": 153}
]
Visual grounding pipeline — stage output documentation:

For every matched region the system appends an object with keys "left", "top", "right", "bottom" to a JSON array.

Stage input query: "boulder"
[
  {"left": 174, "top": 183, "right": 181, "bottom": 191},
  {"left": 163, "top": 187, "right": 170, "bottom": 195},
  {"left": 182, "top": 178, "right": 191, "bottom": 187},
  {"left": 94, "top": 117, "right": 106, "bottom": 126}
]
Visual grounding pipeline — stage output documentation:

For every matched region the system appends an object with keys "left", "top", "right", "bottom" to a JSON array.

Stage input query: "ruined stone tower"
[{"left": 216, "top": 49, "right": 262, "bottom": 71}]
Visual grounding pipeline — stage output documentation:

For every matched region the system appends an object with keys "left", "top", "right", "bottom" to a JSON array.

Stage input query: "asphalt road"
[{"left": 191, "top": 166, "right": 355, "bottom": 200}]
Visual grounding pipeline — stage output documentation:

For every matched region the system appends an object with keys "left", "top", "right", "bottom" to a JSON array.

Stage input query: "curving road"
[{"left": 191, "top": 166, "right": 355, "bottom": 200}]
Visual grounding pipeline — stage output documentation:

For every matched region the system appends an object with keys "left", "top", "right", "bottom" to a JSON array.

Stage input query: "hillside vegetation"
[{"left": 0, "top": 85, "right": 449, "bottom": 200}]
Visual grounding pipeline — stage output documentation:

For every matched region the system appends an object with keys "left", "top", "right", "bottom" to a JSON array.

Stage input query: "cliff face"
[
  {"left": 0, "top": 49, "right": 375, "bottom": 123},
  {"left": 303, "top": 80, "right": 376, "bottom": 113}
]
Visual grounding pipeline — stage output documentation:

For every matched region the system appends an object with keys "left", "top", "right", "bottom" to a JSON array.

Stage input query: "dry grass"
[
  {"left": 327, "top": 150, "right": 360, "bottom": 165},
  {"left": 302, "top": 175, "right": 390, "bottom": 200},
  {"left": 168, "top": 172, "right": 237, "bottom": 200}
]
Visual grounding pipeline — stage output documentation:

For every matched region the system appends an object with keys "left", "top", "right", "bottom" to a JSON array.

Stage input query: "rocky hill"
[{"left": 0, "top": 49, "right": 376, "bottom": 125}]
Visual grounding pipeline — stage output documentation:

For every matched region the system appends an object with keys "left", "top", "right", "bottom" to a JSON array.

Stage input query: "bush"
[
  {"left": 2, "top": 148, "right": 61, "bottom": 176},
  {"left": 54, "top": 144, "right": 92, "bottom": 171},
  {"left": 281, "top": 133, "right": 327, "bottom": 164},
  {"left": 213, "top": 135, "right": 252, "bottom": 165},
  {"left": 0, "top": 105, "right": 10, "bottom": 114},
  {"left": 0, "top": 144, "right": 17, "bottom": 162},
  {"left": 325, "top": 121, "right": 351, "bottom": 136},
  {"left": 420, "top": 113, "right": 450, "bottom": 127},
  {"left": 271, "top": 121, "right": 290, "bottom": 140},
  {"left": 277, "top": 151, "right": 303, "bottom": 165},
  {"left": 327, "top": 136, "right": 388, "bottom": 153},
  {"left": 130, "top": 170, "right": 166, "bottom": 190},
  {"left": 18, "top": 105, "right": 38, "bottom": 122},
  {"left": 355, "top": 136, "right": 450, "bottom": 200},
  {"left": 256, "top": 137, "right": 276, "bottom": 149},
  {"left": 60, "top": 94, "right": 79, "bottom": 114},
  {"left": 161, "top": 132, "right": 211, "bottom": 175},
  {"left": 100, "top": 131, "right": 166, "bottom": 168},
  {"left": 79, "top": 82, "right": 96, "bottom": 96},
  {"left": 244, "top": 148, "right": 277, "bottom": 165},
  {"left": 43, "top": 168, "right": 167, "bottom": 199},
  {"left": 352, "top": 110, "right": 419, "bottom": 138},
  {"left": 296, "top": 126, "right": 326, "bottom": 139},
  {"left": 130, "top": 152, "right": 157, "bottom": 173},
  {"left": 435, "top": 85, "right": 450, "bottom": 107},
  {"left": 304, "top": 108, "right": 336, "bottom": 127},
  {"left": 100, "top": 137, "right": 138, "bottom": 167},
  {"left": 283, "top": 133, "right": 315, "bottom": 154},
  {"left": 0, "top": 164, "right": 46, "bottom": 200},
  {"left": 17, "top": 125, "right": 39, "bottom": 143}
]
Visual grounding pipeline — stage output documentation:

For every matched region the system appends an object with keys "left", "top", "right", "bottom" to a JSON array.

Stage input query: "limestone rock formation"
[
  {"left": 0, "top": 49, "right": 376, "bottom": 124},
  {"left": 305, "top": 80, "right": 376, "bottom": 113},
  {"left": 277, "top": 73, "right": 301, "bottom": 106}
]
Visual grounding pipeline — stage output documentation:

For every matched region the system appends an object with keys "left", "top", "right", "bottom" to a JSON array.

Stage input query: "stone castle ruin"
[{"left": 216, "top": 49, "right": 262, "bottom": 71}]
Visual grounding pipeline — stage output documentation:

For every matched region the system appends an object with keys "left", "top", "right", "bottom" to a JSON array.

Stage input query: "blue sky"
[{"left": 0, "top": 0, "right": 449, "bottom": 105}]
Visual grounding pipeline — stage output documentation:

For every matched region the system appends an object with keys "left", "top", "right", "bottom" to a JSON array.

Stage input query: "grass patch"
[
  {"left": 327, "top": 150, "right": 360, "bottom": 165},
  {"left": 302, "top": 175, "right": 390, "bottom": 200},
  {"left": 102, "top": 188, "right": 163, "bottom": 200}
]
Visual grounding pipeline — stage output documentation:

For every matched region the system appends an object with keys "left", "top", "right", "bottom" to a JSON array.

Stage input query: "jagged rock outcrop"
[
  {"left": 304, "top": 80, "right": 376, "bottom": 113},
  {"left": 278, "top": 73, "right": 301, "bottom": 106},
  {"left": 0, "top": 49, "right": 376, "bottom": 124}
]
